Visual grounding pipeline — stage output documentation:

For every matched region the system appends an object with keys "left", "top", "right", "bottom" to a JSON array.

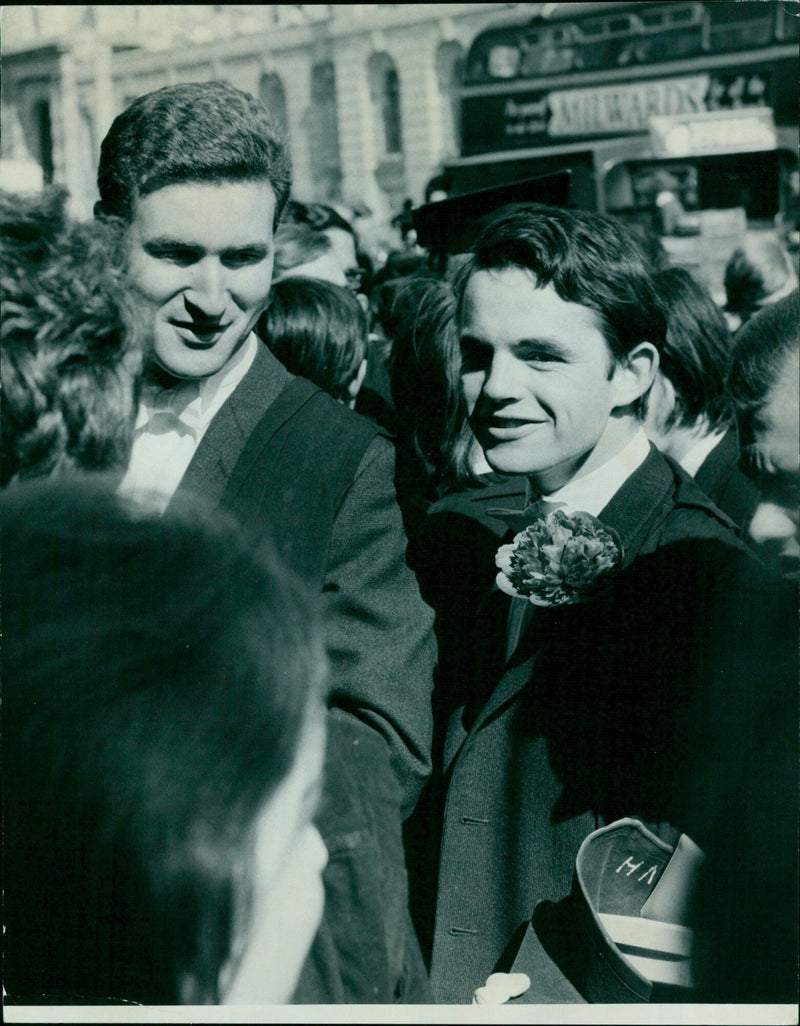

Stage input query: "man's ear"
[{"left": 612, "top": 342, "right": 659, "bottom": 408}]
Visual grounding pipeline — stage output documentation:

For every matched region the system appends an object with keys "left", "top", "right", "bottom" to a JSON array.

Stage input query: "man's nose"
[
  {"left": 748, "top": 500, "right": 800, "bottom": 553},
  {"left": 184, "top": 258, "right": 228, "bottom": 318},
  {"left": 482, "top": 351, "right": 523, "bottom": 402}
]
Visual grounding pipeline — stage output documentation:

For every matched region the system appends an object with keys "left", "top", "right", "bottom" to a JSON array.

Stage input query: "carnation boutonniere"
[{"left": 495, "top": 507, "right": 623, "bottom": 607}]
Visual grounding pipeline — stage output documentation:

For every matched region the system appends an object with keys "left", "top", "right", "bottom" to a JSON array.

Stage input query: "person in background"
[
  {"left": 1, "top": 186, "right": 145, "bottom": 486},
  {"left": 2, "top": 479, "right": 328, "bottom": 1006},
  {"left": 260, "top": 277, "right": 368, "bottom": 408},
  {"left": 96, "top": 80, "right": 435, "bottom": 1004},
  {"left": 727, "top": 289, "right": 799, "bottom": 580},
  {"left": 644, "top": 266, "right": 760, "bottom": 532},
  {"left": 282, "top": 199, "right": 367, "bottom": 295},
  {"left": 682, "top": 291, "right": 799, "bottom": 1002},
  {"left": 358, "top": 250, "right": 436, "bottom": 432},
  {"left": 273, "top": 221, "right": 349, "bottom": 286},
  {"left": 723, "top": 232, "right": 798, "bottom": 332}
]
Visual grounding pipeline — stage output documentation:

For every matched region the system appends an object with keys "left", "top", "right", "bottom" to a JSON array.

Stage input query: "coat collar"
[
  {"left": 468, "top": 445, "right": 689, "bottom": 735},
  {"left": 169, "top": 343, "right": 291, "bottom": 512}
]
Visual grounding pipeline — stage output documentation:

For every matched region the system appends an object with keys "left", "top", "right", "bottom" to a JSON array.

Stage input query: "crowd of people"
[{"left": 1, "top": 80, "right": 797, "bottom": 1012}]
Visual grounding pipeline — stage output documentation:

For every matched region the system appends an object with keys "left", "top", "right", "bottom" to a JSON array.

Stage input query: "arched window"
[
  {"left": 435, "top": 40, "right": 465, "bottom": 156},
  {"left": 308, "top": 61, "right": 343, "bottom": 200},
  {"left": 259, "top": 72, "right": 288, "bottom": 135},
  {"left": 367, "top": 53, "right": 403, "bottom": 157},
  {"left": 33, "top": 100, "right": 54, "bottom": 184}
]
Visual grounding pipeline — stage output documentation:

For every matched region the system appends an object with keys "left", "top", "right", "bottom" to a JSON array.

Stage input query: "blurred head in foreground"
[
  {"left": 1, "top": 186, "right": 145, "bottom": 487},
  {"left": 727, "top": 290, "right": 800, "bottom": 579},
  {"left": 2, "top": 480, "right": 328, "bottom": 1005}
]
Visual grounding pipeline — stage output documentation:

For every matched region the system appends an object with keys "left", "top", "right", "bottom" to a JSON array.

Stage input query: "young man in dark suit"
[
  {"left": 426, "top": 205, "right": 765, "bottom": 1004},
  {"left": 97, "top": 81, "right": 435, "bottom": 1002}
]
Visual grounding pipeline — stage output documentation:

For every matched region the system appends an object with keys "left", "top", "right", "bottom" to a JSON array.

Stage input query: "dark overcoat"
[
  {"left": 429, "top": 445, "right": 757, "bottom": 1003},
  {"left": 168, "top": 342, "right": 437, "bottom": 1002}
]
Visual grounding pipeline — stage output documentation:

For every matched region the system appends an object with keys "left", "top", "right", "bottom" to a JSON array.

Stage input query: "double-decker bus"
[{"left": 440, "top": 0, "right": 798, "bottom": 295}]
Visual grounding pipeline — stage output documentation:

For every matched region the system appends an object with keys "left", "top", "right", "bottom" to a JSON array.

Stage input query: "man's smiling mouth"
[{"left": 170, "top": 320, "right": 230, "bottom": 344}]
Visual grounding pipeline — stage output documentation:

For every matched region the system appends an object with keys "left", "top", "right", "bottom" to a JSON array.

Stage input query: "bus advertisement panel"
[{"left": 440, "top": 1, "right": 798, "bottom": 298}]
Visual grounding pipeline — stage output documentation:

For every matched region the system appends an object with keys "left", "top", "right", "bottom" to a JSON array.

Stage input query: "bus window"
[
  {"left": 707, "top": 1, "right": 775, "bottom": 52},
  {"left": 519, "top": 26, "right": 580, "bottom": 77},
  {"left": 487, "top": 45, "right": 520, "bottom": 80},
  {"left": 604, "top": 153, "right": 794, "bottom": 236}
]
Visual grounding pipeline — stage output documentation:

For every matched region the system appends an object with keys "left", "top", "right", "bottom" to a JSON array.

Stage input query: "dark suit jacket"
[
  {"left": 692, "top": 427, "right": 760, "bottom": 535},
  {"left": 429, "top": 445, "right": 759, "bottom": 1003},
  {"left": 169, "top": 344, "right": 437, "bottom": 1003},
  {"left": 171, "top": 343, "right": 436, "bottom": 814}
]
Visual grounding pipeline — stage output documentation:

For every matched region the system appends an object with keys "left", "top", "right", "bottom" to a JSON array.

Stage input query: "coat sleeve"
[{"left": 323, "top": 434, "right": 436, "bottom": 817}]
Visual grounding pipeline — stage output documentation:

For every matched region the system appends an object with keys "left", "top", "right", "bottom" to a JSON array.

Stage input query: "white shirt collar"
[
  {"left": 678, "top": 428, "right": 727, "bottom": 478},
  {"left": 528, "top": 429, "right": 652, "bottom": 518},
  {"left": 135, "top": 332, "right": 258, "bottom": 439},
  {"left": 120, "top": 334, "right": 259, "bottom": 514}
]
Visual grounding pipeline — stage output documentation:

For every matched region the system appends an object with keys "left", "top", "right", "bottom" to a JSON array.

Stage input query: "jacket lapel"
[
  {"left": 169, "top": 343, "right": 290, "bottom": 512},
  {"left": 467, "top": 446, "right": 676, "bottom": 736}
]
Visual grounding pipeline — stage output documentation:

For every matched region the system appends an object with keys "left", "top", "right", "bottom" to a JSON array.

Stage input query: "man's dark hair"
[
  {"left": 452, "top": 204, "right": 666, "bottom": 417},
  {"left": 388, "top": 276, "right": 474, "bottom": 483},
  {"left": 652, "top": 266, "right": 733, "bottom": 432},
  {"left": 724, "top": 235, "right": 797, "bottom": 322},
  {"left": 727, "top": 290, "right": 800, "bottom": 416},
  {"left": 2, "top": 479, "right": 326, "bottom": 1005},
  {"left": 1, "top": 186, "right": 145, "bottom": 486},
  {"left": 96, "top": 81, "right": 291, "bottom": 225},
  {"left": 284, "top": 200, "right": 356, "bottom": 239},
  {"left": 261, "top": 277, "right": 368, "bottom": 401}
]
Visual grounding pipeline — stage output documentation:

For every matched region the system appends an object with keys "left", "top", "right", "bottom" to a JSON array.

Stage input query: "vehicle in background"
[{"left": 440, "top": 1, "right": 798, "bottom": 301}]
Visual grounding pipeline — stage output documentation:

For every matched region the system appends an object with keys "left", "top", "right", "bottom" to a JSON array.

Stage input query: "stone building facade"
[{"left": 1, "top": 4, "right": 540, "bottom": 220}]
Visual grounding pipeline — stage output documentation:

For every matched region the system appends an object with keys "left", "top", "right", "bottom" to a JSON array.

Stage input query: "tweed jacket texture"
[{"left": 170, "top": 343, "right": 436, "bottom": 813}]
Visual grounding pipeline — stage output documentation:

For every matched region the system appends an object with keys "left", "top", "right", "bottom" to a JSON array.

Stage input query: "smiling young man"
[
  {"left": 427, "top": 205, "right": 766, "bottom": 1004},
  {"left": 96, "top": 81, "right": 435, "bottom": 1004}
]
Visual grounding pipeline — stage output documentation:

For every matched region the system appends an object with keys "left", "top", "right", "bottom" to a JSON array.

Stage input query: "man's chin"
[{"left": 152, "top": 344, "right": 230, "bottom": 382}]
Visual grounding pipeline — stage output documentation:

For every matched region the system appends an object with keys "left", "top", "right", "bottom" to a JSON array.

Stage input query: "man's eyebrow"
[
  {"left": 220, "top": 243, "right": 270, "bottom": 255},
  {"left": 142, "top": 236, "right": 203, "bottom": 250},
  {"left": 514, "top": 337, "right": 570, "bottom": 358},
  {"left": 141, "top": 238, "right": 269, "bottom": 253}
]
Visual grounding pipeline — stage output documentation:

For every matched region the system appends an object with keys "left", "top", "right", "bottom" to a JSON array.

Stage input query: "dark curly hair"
[
  {"left": 96, "top": 81, "right": 291, "bottom": 225},
  {"left": 1, "top": 186, "right": 146, "bottom": 486}
]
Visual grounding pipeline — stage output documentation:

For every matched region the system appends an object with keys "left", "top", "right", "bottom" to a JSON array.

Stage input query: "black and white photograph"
[{"left": 1, "top": 4, "right": 798, "bottom": 1023}]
